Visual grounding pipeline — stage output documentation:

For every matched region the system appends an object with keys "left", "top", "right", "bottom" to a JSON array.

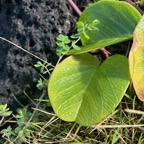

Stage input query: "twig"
[{"left": 125, "top": 109, "right": 144, "bottom": 115}]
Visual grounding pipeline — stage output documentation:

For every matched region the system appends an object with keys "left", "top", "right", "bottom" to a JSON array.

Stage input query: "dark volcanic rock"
[{"left": 0, "top": 0, "right": 89, "bottom": 107}]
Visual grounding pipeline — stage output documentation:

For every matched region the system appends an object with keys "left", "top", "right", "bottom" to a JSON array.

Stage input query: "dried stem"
[{"left": 0, "top": 37, "right": 55, "bottom": 67}]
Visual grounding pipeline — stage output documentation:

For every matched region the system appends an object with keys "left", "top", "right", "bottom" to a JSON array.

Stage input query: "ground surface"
[{"left": 0, "top": 0, "right": 89, "bottom": 107}]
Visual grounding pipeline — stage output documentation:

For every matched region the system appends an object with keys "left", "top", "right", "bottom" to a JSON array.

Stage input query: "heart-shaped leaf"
[
  {"left": 48, "top": 54, "right": 130, "bottom": 126},
  {"left": 68, "top": 1, "right": 141, "bottom": 55},
  {"left": 129, "top": 16, "right": 144, "bottom": 101}
]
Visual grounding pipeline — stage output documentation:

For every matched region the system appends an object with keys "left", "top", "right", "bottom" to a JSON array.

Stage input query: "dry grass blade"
[
  {"left": 125, "top": 109, "right": 144, "bottom": 115},
  {"left": 91, "top": 124, "right": 144, "bottom": 129}
]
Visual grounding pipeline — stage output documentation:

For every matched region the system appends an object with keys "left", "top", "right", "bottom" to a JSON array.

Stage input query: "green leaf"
[
  {"left": 1, "top": 126, "right": 14, "bottom": 137},
  {"left": 56, "top": 34, "right": 65, "bottom": 41},
  {"left": 129, "top": 16, "right": 144, "bottom": 101},
  {"left": 0, "top": 111, "right": 12, "bottom": 117},
  {"left": 37, "top": 78, "right": 48, "bottom": 90},
  {"left": 0, "top": 104, "right": 12, "bottom": 117},
  {"left": 63, "top": 38, "right": 71, "bottom": 44},
  {"left": 83, "top": 30, "right": 90, "bottom": 39},
  {"left": 72, "top": 43, "right": 81, "bottom": 50},
  {"left": 70, "top": 34, "right": 79, "bottom": 39},
  {"left": 63, "top": 45, "right": 70, "bottom": 50},
  {"left": 92, "top": 19, "right": 100, "bottom": 25},
  {"left": 14, "top": 127, "right": 21, "bottom": 134},
  {"left": 56, "top": 42, "right": 64, "bottom": 47},
  {"left": 57, "top": 34, "right": 71, "bottom": 44},
  {"left": 67, "top": 1, "right": 141, "bottom": 55},
  {"left": 34, "top": 61, "right": 42, "bottom": 68},
  {"left": 48, "top": 54, "right": 130, "bottom": 126}
]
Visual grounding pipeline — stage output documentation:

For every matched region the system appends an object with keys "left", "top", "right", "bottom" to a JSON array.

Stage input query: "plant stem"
[
  {"left": 67, "top": 0, "right": 82, "bottom": 16},
  {"left": 100, "top": 48, "right": 111, "bottom": 58}
]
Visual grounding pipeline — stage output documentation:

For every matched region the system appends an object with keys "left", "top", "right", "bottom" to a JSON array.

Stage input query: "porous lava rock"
[{"left": 0, "top": 0, "right": 89, "bottom": 107}]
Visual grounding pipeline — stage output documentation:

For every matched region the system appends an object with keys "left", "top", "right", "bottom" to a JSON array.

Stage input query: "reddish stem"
[
  {"left": 67, "top": 0, "right": 82, "bottom": 16},
  {"left": 100, "top": 48, "right": 111, "bottom": 58}
]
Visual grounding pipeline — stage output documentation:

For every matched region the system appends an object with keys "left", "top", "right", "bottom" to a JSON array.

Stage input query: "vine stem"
[{"left": 67, "top": 0, "right": 82, "bottom": 16}]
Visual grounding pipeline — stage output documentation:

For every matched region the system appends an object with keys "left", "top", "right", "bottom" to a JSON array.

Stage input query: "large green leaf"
[
  {"left": 48, "top": 54, "right": 130, "bottom": 126},
  {"left": 129, "top": 16, "right": 144, "bottom": 101},
  {"left": 68, "top": 1, "right": 141, "bottom": 55}
]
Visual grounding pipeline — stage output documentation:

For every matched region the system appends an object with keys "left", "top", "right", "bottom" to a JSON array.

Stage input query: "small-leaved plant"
[
  {"left": 48, "top": 0, "right": 144, "bottom": 126},
  {"left": 34, "top": 60, "right": 53, "bottom": 90},
  {"left": 56, "top": 34, "right": 81, "bottom": 56},
  {"left": 1, "top": 106, "right": 39, "bottom": 143},
  {"left": 0, "top": 104, "right": 12, "bottom": 117}
]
